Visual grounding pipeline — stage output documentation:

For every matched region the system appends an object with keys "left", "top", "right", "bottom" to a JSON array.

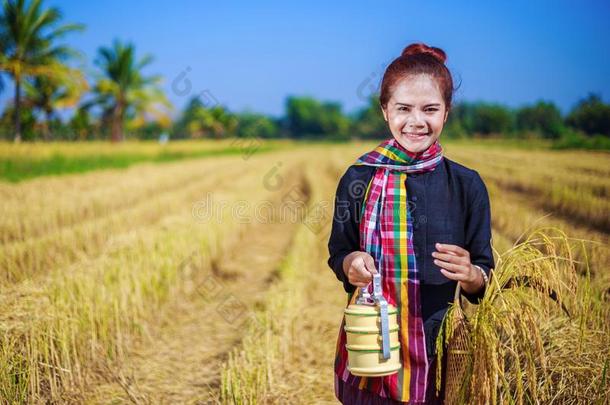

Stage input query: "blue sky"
[{"left": 2, "top": 0, "right": 609, "bottom": 117}]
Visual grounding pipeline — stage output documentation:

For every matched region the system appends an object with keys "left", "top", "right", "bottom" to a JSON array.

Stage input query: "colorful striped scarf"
[{"left": 334, "top": 138, "right": 444, "bottom": 403}]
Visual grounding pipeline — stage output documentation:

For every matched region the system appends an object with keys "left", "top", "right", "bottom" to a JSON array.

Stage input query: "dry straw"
[{"left": 435, "top": 227, "right": 609, "bottom": 405}]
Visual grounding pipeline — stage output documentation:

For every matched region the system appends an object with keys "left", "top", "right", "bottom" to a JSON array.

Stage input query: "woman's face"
[{"left": 381, "top": 74, "right": 449, "bottom": 153}]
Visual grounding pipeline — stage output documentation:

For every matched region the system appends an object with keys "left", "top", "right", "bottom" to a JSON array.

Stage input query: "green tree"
[
  {"left": 351, "top": 95, "right": 387, "bottom": 139},
  {"left": 0, "top": 102, "right": 36, "bottom": 140},
  {"left": 515, "top": 100, "right": 564, "bottom": 139},
  {"left": 450, "top": 102, "right": 513, "bottom": 136},
  {"left": 68, "top": 106, "right": 95, "bottom": 140},
  {"left": 171, "top": 96, "right": 203, "bottom": 139},
  {"left": 566, "top": 93, "right": 610, "bottom": 136},
  {"left": 0, "top": 0, "right": 84, "bottom": 142},
  {"left": 186, "top": 105, "right": 236, "bottom": 139},
  {"left": 285, "top": 96, "right": 349, "bottom": 138},
  {"left": 235, "top": 112, "right": 279, "bottom": 139},
  {"left": 133, "top": 121, "right": 167, "bottom": 141},
  {"left": 24, "top": 75, "right": 86, "bottom": 140},
  {"left": 448, "top": 103, "right": 475, "bottom": 135},
  {"left": 90, "top": 40, "right": 171, "bottom": 141},
  {"left": 175, "top": 97, "right": 236, "bottom": 139},
  {"left": 471, "top": 103, "right": 513, "bottom": 135}
]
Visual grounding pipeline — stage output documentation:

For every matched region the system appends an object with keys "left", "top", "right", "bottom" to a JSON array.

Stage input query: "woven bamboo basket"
[{"left": 443, "top": 282, "right": 472, "bottom": 405}]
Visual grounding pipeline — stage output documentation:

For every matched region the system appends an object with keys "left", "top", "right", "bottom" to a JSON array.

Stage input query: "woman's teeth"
[{"left": 403, "top": 132, "right": 428, "bottom": 139}]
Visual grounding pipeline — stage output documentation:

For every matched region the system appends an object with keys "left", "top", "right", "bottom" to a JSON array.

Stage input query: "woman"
[{"left": 327, "top": 43, "right": 495, "bottom": 404}]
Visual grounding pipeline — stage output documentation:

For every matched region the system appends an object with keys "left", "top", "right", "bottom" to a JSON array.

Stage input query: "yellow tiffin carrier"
[{"left": 344, "top": 273, "right": 401, "bottom": 377}]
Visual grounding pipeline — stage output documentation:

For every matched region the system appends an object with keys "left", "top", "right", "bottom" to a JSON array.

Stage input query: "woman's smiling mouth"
[{"left": 402, "top": 132, "right": 429, "bottom": 139}]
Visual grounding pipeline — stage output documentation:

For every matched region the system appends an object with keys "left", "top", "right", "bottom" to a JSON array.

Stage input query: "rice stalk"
[{"left": 436, "top": 227, "right": 609, "bottom": 404}]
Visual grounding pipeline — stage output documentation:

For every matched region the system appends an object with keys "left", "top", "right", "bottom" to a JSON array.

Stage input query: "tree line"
[
  {"left": 0, "top": 0, "right": 170, "bottom": 142},
  {"left": 1, "top": 0, "right": 609, "bottom": 146}
]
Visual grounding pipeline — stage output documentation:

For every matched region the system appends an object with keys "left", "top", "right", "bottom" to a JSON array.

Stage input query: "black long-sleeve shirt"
[{"left": 327, "top": 156, "right": 495, "bottom": 358}]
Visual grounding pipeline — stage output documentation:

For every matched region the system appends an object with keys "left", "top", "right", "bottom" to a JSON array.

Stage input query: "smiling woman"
[
  {"left": 380, "top": 44, "right": 453, "bottom": 154},
  {"left": 327, "top": 43, "right": 494, "bottom": 404}
]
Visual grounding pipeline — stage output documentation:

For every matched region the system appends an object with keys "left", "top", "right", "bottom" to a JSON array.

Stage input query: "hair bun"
[{"left": 401, "top": 43, "right": 447, "bottom": 64}]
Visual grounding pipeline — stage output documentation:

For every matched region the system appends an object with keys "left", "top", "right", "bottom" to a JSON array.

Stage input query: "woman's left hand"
[{"left": 431, "top": 243, "right": 484, "bottom": 294}]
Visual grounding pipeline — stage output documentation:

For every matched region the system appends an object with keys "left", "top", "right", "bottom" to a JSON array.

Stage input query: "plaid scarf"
[{"left": 334, "top": 138, "right": 444, "bottom": 403}]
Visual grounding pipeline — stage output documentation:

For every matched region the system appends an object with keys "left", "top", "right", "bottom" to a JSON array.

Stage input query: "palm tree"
[
  {"left": 90, "top": 40, "right": 171, "bottom": 142},
  {"left": 25, "top": 75, "right": 86, "bottom": 140},
  {"left": 0, "top": 25, "right": 5, "bottom": 96},
  {"left": 0, "top": 0, "right": 84, "bottom": 142}
]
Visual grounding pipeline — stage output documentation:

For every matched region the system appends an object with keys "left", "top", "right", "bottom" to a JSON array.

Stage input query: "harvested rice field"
[{"left": 0, "top": 140, "right": 608, "bottom": 404}]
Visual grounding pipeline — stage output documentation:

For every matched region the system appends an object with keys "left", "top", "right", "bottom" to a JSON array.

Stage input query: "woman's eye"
[{"left": 426, "top": 108, "right": 438, "bottom": 113}]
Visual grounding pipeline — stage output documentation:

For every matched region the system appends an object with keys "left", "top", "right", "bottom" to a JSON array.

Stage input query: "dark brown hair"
[{"left": 379, "top": 43, "right": 454, "bottom": 110}]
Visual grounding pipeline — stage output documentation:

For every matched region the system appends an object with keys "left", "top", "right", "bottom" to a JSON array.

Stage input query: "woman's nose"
[{"left": 406, "top": 111, "right": 426, "bottom": 129}]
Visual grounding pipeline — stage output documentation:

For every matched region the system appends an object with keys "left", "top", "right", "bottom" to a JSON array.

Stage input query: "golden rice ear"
[{"left": 435, "top": 227, "right": 607, "bottom": 404}]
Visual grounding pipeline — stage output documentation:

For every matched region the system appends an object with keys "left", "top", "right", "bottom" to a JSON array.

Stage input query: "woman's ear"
[
  {"left": 443, "top": 109, "right": 449, "bottom": 124},
  {"left": 380, "top": 105, "right": 388, "bottom": 122}
]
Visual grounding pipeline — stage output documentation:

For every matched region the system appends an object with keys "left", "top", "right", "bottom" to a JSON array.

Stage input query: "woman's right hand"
[{"left": 342, "top": 251, "right": 378, "bottom": 287}]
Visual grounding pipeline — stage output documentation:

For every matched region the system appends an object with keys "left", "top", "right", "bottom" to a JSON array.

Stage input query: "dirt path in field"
[{"left": 85, "top": 170, "right": 311, "bottom": 404}]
